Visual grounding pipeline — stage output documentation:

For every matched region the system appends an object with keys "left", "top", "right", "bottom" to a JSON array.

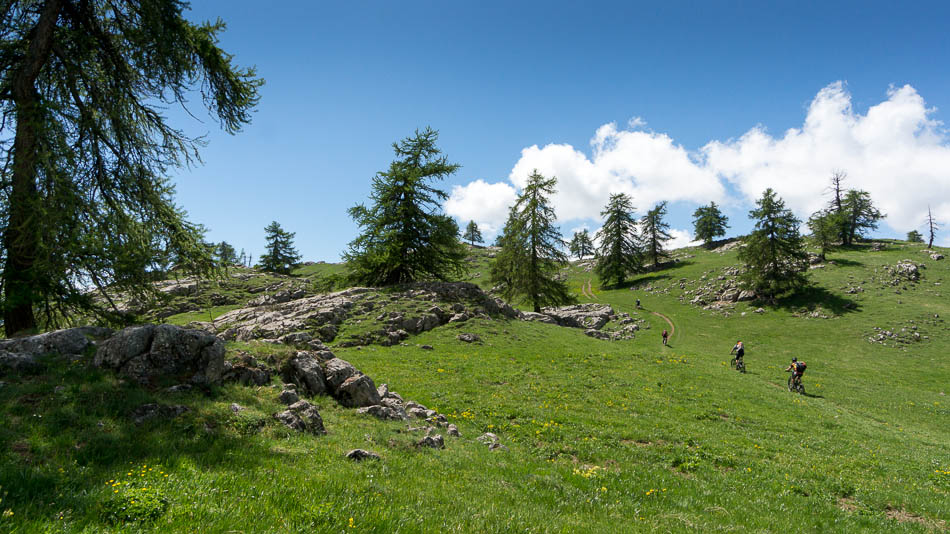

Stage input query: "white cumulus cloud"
[
  {"left": 445, "top": 82, "right": 950, "bottom": 245},
  {"left": 704, "top": 82, "right": 950, "bottom": 236},
  {"left": 443, "top": 179, "right": 518, "bottom": 235}
]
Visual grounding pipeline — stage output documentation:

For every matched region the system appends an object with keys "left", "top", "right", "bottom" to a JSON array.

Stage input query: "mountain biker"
[
  {"left": 661, "top": 329, "right": 669, "bottom": 345},
  {"left": 785, "top": 357, "right": 806, "bottom": 385},
  {"left": 729, "top": 341, "right": 745, "bottom": 371}
]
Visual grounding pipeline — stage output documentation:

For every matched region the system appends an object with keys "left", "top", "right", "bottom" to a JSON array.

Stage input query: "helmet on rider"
[{"left": 791, "top": 357, "right": 797, "bottom": 362}]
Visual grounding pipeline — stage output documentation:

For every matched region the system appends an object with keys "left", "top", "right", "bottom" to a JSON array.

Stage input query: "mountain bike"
[
  {"left": 787, "top": 372, "right": 805, "bottom": 394},
  {"left": 730, "top": 355, "right": 746, "bottom": 373}
]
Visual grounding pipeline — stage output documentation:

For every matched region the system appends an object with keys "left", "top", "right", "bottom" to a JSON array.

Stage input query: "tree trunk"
[{"left": 3, "top": 0, "right": 63, "bottom": 336}]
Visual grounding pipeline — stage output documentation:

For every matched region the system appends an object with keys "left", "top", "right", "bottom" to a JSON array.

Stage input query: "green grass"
[{"left": 1, "top": 241, "right": 948, "bottom": 532}]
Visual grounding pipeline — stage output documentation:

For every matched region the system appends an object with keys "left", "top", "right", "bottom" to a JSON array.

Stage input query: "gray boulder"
[
  {"left": 418, "top": 434, "right": 445, "bottom": 449},
  {"left": 335, "top": 374, "right": 381, "bottom": 408},
  {"left": 278, "top": 389, "right": 300, "bottom": 405},
  {"left": 283, "top": 352, "right": 328, "bottom": 396},
  {"left": 357, "top": 404, "right": 407, "bottom": 421},
  {"left": 539, "top": 304, "right": 613, "bottom": 330},
  {"left": 274, "top": 400, "right": 325, "bottom": 434},
  {"left": 323, "top": 358, "right": 359, "bottom": 391},
  {"left": 520, "top": 312, "right": 557, "bottom": 324},
  {"left": 457, "top": 333, "right": 481, "bottom": 343},
  {"left": 94, "top": 324, "right": 224, "bottom": 385},
  {"left": 345, "top": 449, "right": 380, "bottom": 461},
  {"left": 132, "top": 403, "right": 188, "bottom": 425}
]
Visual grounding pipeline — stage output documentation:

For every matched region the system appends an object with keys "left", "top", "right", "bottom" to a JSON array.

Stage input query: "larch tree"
[
  {"left": 641, "top": 201, "right": 673, "bottom": 269},
  {"left": 906, "top": 230, "right": 924, "bottom": 243},
  {"left": 344, "top": 127, "right": 466, "bottom": 286},
  {"left": 216, "top": 242, "right": 238, "bottom": 266},
  {"left": 490, "top": 170, "right": 573, "bottom": 312},
  {"left": 0, "top": 0, "right": 262, "bottom": 335},
  {"left": 692, "top": 202, "right": 729, "bottom": 248},
  {"left": 259, "top": 222, "right": 301, "bottom": 275},
  {"left": 568, "top": 229, "right": 595, "bottom": 260},
  {"left": 593, "top": 193, "right": 641, "bottom": 288},
  {"left": 841, "top": 189, "right": 885, "bottom": 245},
  {"left": 738, "top": 188, "right": 809, "bottom": 300},
  {"left": 463, "top": 220, "right": 484, "bottom": 246},
  {"left": 807, "top": 209, "right": 841, "bottom": 260},
  {"left": 926, "top": 205, "right": 940, "bottom": 249}
]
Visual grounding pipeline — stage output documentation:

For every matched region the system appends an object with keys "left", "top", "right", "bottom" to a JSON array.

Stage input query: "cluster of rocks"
[
  {"left": 867, "top": 315, "right": 944, "bottom": 348},
  {"left": 0, "top": 326, "right": 113, "bottom": 375},
  {"left": 921, "top": 249, "right": 945, "bottom": 261},
  {"left": 95, "top": 324, "right": 225, "bottom": 385},
  {"left": 868, "top": 326, "right": 925, "bottom": 346},
  {"left": 674, "top": 266, "right": 756, "bottom": 312},
  {"left": 879, "top": 260, "right": 925, "bottom": 285},
  {"left": 209, "top": 282, "right": 519, "bottom": 348},
  {"left": 521, "top": 303, "right": 645, "bottom": 341}
]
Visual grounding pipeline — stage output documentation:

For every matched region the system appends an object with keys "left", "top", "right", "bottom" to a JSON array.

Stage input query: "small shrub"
[{"left": 99, "top": 464, "right": 171, "bottom": 524}]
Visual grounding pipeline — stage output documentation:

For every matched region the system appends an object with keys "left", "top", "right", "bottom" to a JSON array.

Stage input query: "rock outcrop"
[
  {"left": 0, "top": 326, "right": 113, "bottom": 375},
  {"left": 94, "top": 324, "right": 224, "bottom": 385},
  {"left": 274, "top": 400, "right": 326, "bottom": 434}
]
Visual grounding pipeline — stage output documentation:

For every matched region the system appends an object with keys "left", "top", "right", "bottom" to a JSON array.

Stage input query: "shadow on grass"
[
  {"left": 774, "top": 285, "right": 862, "bottom": 315},
  {"left": 828, "top": 258, "right": 864, "bottom": 267},
  {"left": 0, "top": 358, "right": 275, "bottom": 527}
]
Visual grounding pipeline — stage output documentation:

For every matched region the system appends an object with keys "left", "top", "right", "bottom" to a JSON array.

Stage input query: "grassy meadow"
[{"left": 0, "top": 241, "right": 948, "bottom": 533}]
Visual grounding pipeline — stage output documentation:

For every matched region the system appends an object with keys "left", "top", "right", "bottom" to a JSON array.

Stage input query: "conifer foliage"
[
  {"left": 641, "top": 201, "right": 673, "bottom": 269},
  {"left": 344, "top": 128, "right": 466, "bottom": 286},
  {"left": 463, "top": 220, "right": 484, "bottom": 246},
  {"left": 0, "top": 0, "right": 262, "bottom": 335},
  {"left": 490, "top": 171, "right": 573, "bottom": 312},
  {"left": 568, "top": 229, "right": 595, "bottom": 259},
  {"left": 259, "top": 222, "right": 301, "bottom": 275},
  {"left": 738, "top": 188, "right": 808, "bottom": 300},
  {"left": 594, "top": 193, "right": 641, "bottom": 288},
  {"left": 692, "top": 202, "right": 729, "bottom": 248}
]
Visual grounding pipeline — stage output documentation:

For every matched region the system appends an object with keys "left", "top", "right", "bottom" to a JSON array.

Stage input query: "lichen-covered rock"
[
  {"left": 94, "top": 324, "right": 224, "bottom": 385},
  {"left": 282, "top": 352, "right": 328, "bottom": 396},
  {"left": 131, "top": 403, "right": 188, "bottom": 425},
  {"left": 323, "top": 358, "right": 359, "bottom": 391},
  {"left": 539, "top": 304, "right": 613, "bottom": 330},
  {"left": 357, "top": 404, "right": 407, "bottom": 420},
  {"left": 418, "top": 434, "right": 445, "bottom": 449},
  {"left": 345, "top": 449, "right": 380, "bottom": 461},
  {"left": 275, "top": 400, "right": 325, "bottom": 434},
  {"left": 336, "top": 374, "right": 381, "bottom": 408},
  {"left": 278, "top": 389, "right": 300, "bottom": 405},
  {"left": 457, "top": 333, "right": 480, "bottom": 343}
]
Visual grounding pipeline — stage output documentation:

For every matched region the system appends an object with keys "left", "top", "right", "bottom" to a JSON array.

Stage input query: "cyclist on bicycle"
[
  {"left": 785, "top": 357, "right": 806, "bottom": 384},
  {"left": 730, "top": 341, "right": 744, "bottom": 360}
]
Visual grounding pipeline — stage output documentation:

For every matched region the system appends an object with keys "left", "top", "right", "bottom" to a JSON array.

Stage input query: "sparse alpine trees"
[
  {"left": 463, "top": 220, "right": 484, "bottom": 246},
  {"left": 692, "top": 202, "right": 729, "bottom": 248},
  {"left": 490, "top": 170, "right": 573, "bottom": 312},
  {"left": 926, "top": 205, "right": 941, "bottom": 249},
  {"left": 344, "top": 128, "right": 466, "bottom": 286},
  {"left": 0, "top": 0, "right": 262, "bottom": 335},
  {"left": 841, "top": 190, "right": 885, "bottom": 245},
  {"left": 216, "top": 242, "right": 238, "bottom": 266},
  {"left": 259, "top": 222, "right": 301, "bottom": 275},
  {"left": 906, "top": 230, "right": 924, "bottom": 243},
  {"left": 594, "top": 193, "right": 641, "bottom": 287},
  {"left": 738, "top": 188, "right": 809, "bottom": 300},
  {"left": 807, "top": 210, "right": 841, "bottom": 260},
  {"left": 568, "top": 229, "right": 595, "bottom": 259},
  {"left": 641, "top": 201, "right": 673, "bottom": 269}
]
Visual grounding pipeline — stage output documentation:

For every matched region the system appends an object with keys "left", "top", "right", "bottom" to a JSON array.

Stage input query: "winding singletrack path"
[
  {"left": 651, "top": 310, "right": 676, "bottom": 339},
  {"left": 582, "top": 278, "right": 598, "bottom": 300}
]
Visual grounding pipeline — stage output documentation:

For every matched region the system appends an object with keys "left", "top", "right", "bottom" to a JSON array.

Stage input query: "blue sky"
[{"left": 170, "top": 1, "right": 950, "bottom": 261}]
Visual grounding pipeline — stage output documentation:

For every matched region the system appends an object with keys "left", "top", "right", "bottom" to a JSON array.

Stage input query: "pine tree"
[
  {"left": 216, "top": 242, "right": 238, "bottom": 266},
  {"left": 568, "top": 229, "right": 595, "bottom": 260},
  {"left": 738, "top": 189, "right": 809, "bottom": 300},
  {"left": 641, "top": 201, "right": 673, "bottom": 269},
  {"left": 463, "top": 220, "right": 484, "bottom": 246},
  {"left": 692, "top": 202, "right": 729, "bottom": 248},
  {"left": 0, "top": 1, "right": 262, "bottom": 335},
  {"left": 593, "top": 194, "right": 641, "bottom": 287},
  {"left": 490, "top": 170, "right": 573, "bottom": 312},
  {"left": 807, "top": 210, "right": 842, "bottom": 260},
  {"left": 841, "top": 190, "right": 885, "bottom": 245},
  {"left": 906, "top": 230, "right": 924, "bottom": 243},
  {"left": 344, "top": 128, "right": 466, "bottom": 285},
  {"left": 259, "top": 222, "right": 301, "bottom": 275}
]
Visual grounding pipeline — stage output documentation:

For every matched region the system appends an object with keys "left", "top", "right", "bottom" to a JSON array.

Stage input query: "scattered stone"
[
  {"left": 274, "top": 400, "right": 325, "bottom": 434},
  {"left": 489, "top": 442, "right": 509, "bottom": 452},
  {"left": 278, "top": 389, "right": 300, "bottom": 405},
  {"left": 345, "top": 449, "right": 380, "bottom": 461},
  {"left": 335, "top": 374, "right": 382, "bottom": 408},
  {"left": 754, "top": 308, "right": 765, "bottom": 314},
  {"left": 477, "top": 432, "right": 500, "bottom": 445},
  {"left": 932, "top": 253, "right": 945, "bottom": 261},
  {"left": 418, "top": 434, "right": 445, "bottom": 449},
  {"left": 131, "top": 403, "right": 188, "bottom": 425},
  {"left": 165, "top": 384, "right": 193, "bottom": 393},
  {"left": 357, "top": 404, "right": 407, "bottom": 421},
  {"left": 447, "top": 424, "right": 461, "bottom": 437},
  {"left": 457, "top": 333, "right": 481, "bottom": 343},
  {"left": 420, "top": 345, "right": 434, "bottom": 350},
  {"left": 229, "top": 403, "right": 244, "bottom": 413}
]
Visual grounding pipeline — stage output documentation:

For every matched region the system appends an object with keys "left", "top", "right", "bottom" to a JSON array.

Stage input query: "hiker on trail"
[
  {"left": 661, "top": 329, "right": 669, "bottom": 345},
  {"left": 636, "top": 298, "right": 641, "bottom": 309}
]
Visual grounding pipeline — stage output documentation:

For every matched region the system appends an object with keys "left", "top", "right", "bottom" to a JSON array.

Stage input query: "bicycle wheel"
[
  {"left": 787, "top": 375, "right": 794, "bottom": 392},
  {"left": 738, "top": 361, "right": 746, "bottom": 373},
  {"left": 730, "top": 357, "right": 736, "bottom": 369}
]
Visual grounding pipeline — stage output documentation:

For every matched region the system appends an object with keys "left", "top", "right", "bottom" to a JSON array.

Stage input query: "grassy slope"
[{"left": 1, "top": 243, "right": 948, "bottom": 533}]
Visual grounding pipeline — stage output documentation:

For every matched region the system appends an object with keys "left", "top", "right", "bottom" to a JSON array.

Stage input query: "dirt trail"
[
  {"left": 652, "top": 311, "right": 676, "bottom": 338},
  {"left": 582, "top": 278, "right": 597, "bottom": 300}
]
